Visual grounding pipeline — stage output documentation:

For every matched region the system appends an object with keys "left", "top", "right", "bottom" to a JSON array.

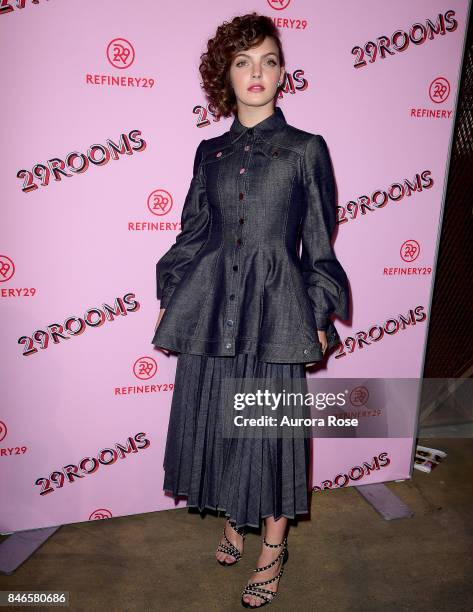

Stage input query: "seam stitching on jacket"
[
  {"left": 259, "top": 130, "right": 304, "bottom": 157},
  {"left": 191, "top": 155, "right": 225, "bottom": 338}
]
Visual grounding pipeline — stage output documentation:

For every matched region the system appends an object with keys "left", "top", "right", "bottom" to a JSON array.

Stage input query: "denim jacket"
[{"left": 151, "top": 106, "right": 349, "bottom": 363}]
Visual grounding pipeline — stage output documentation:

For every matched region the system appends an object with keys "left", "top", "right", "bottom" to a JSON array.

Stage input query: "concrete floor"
[{"left": 1, "top": 437, "right": 472, "bottom": 612}]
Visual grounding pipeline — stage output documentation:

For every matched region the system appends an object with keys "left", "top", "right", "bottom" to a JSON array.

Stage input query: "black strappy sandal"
[
  {"left": 241, "top": 536, "right": 289, "bottom": 608},
  {"left": 216, "top": 519, "right": 246, "bottom": 566}
]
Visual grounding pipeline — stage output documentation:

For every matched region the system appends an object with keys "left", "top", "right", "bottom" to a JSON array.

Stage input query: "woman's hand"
[
  {"left": 305, "top": 330, "right": 328, "bottom": 367},
  {"left": 155, "top": 308, "right": 166, "bottom": 331},
  {"left": 317, "top": 330, "right": 328, "bottom": 353},
  {"left": 155, "top": 308, "right": 171, "bottom": 356}
]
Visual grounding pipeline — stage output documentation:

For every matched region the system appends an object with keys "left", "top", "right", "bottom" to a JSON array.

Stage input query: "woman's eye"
[{"left": 235, "top": 58, "right": 278, "bottom": 67}]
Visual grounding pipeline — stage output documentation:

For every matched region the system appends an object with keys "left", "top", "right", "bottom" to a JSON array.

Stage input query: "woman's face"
[{"left": 228, "top": 36, "right": 285, "bottom": 109}]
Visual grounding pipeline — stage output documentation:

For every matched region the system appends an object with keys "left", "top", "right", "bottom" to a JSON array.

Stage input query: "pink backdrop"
[{"left": 0, "top": 0, "right": 469, "bottom": 532}]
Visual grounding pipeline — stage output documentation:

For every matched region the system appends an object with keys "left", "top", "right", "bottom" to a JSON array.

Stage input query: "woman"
[{"left": 152, "top": 13, "right": 349, "bottom": 608}]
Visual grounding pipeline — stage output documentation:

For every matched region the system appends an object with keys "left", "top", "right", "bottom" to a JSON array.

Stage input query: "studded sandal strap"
[
  {"left": 217, "top": 541, "right": 242, "bottom": 560},
  {"left": 222, "top": 529, "right": 234, "bottom": 547},
  {"left": 217, "top": 526, "right": 243, "bottom": 560},
  {"left": 243, "top": 586, "right": 276, "bottom": 597},
  {"left": 242, "top": 538, "right": 287, "bottom": 604},
  {"left": 253, "top": 542, "right": 286, "bottom": 573},
  {"left": 217, "top": 544, "right": 241, "bottom": 560},
  {"left": 249, "top": 565, "right": 285, "bottom": 589},
  {"left": 263, "top": 536, "right": 287, "bottom": 548},
  {"left": 241, "top": 587, "right": 274, "bottom": 604}
]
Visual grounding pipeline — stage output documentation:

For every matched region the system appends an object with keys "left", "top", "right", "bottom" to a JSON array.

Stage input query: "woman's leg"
[{"left": 242, "top": 516, "right": 289, "bottom": 607}]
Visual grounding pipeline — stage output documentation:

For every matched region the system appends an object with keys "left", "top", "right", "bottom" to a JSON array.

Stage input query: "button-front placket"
[{"left": 224, "top": 127, "right": 254, "bottom": 351}]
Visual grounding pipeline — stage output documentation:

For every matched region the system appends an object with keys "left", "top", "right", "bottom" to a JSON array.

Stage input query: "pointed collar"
[{"left": 229, "top": 106, "right": 287, "bottom": 142}]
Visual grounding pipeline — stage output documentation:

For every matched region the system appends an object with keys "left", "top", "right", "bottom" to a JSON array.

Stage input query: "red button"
[{"left": 239, "top": 192, "right": 244, "bottom": 200}]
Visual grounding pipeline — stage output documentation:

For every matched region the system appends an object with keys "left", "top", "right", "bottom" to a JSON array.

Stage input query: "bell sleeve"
[
  {"left": 156, "top": 139, "right": 210, "bottom": 308},
  {"left": 300, "top": 135, "right": 349, "bottom": 331}
]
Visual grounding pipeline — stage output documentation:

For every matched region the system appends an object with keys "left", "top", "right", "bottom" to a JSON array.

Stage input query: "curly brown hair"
[{"left": 199, "top": 12, "right": 285, "bottom": 121}]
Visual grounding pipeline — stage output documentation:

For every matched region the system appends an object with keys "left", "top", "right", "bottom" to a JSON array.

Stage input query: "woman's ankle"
[{"left": 263, "top": 515, "right": 288, "bottom": 546}]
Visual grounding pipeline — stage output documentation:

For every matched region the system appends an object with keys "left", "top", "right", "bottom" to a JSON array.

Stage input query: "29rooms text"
[
  {"left": 18, "top": 292, "right": 140, "bottom": 356},
  {"left": 17, "top": 129, "right": 146, "bottom": 193}
]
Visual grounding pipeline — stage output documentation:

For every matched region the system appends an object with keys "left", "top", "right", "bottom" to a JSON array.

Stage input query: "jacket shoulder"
[{"left": 274, "top": 124, "right": 326, "bottom": 156}]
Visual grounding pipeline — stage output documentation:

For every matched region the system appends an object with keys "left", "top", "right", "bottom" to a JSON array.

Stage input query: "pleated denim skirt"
[{"left": 162, "top": 352, "right": 311, "bottom": 530}]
